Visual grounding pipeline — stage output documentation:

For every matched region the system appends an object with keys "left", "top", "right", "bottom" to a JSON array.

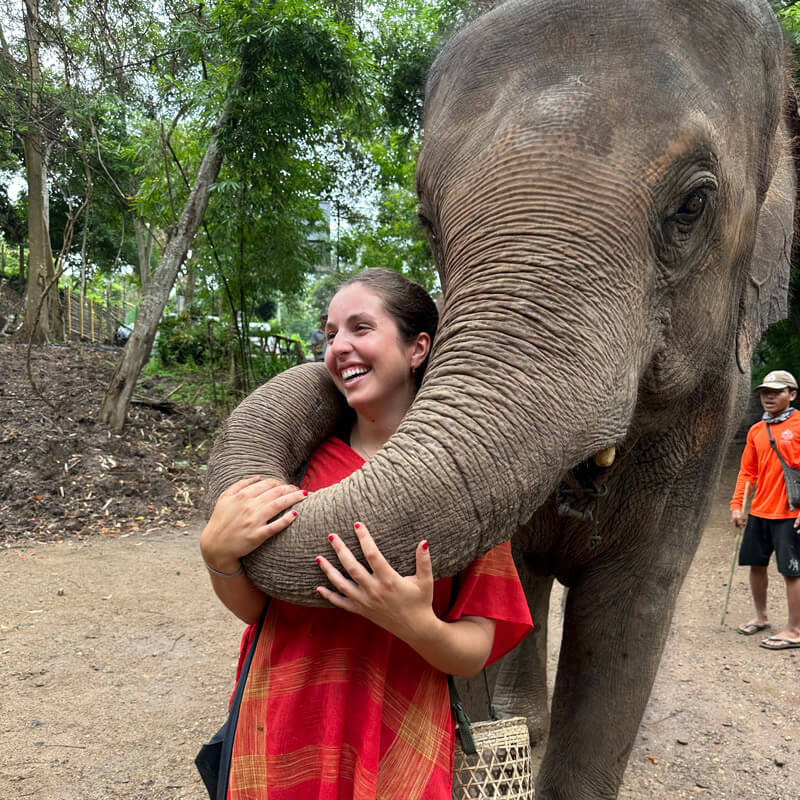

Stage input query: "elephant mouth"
[{"left": 553, "top": 446, "right": 619, "bottom": 545}]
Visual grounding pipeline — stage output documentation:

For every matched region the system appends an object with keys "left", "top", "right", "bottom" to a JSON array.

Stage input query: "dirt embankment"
[{"left": 0, "top": 343, "right": 215, "bottom": 543}]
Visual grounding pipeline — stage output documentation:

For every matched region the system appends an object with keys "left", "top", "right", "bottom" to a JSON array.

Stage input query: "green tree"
[{"left": 100, "top": 0, "right": 372, "bottom": 430}]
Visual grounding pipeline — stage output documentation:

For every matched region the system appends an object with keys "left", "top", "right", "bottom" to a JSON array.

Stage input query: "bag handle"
[{"left": 447, "top": 575, "right": 497, "bottom": 756}]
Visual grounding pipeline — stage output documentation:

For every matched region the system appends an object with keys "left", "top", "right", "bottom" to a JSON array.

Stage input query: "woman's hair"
[{"left": 338, "top": 268, "right": 438, "bottom": 388}]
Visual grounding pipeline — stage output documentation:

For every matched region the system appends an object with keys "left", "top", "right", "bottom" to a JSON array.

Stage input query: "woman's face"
[{"left": 324, "top": 282, "right": 428, "bottom": 417}]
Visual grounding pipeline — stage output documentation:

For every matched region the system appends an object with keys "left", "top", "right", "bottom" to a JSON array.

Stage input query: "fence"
[{"left": 63, "top": 289, "right": 134, "bottom": 344}]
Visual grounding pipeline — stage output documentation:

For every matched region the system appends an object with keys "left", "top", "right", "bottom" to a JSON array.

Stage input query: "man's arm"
[{"left": 730, "top": 428, "right": 759, "bottom": 525}]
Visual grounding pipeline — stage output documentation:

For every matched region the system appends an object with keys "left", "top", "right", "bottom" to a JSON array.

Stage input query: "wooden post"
[
  {"left": 90, "top": 299, "right": 95, "bottom": 342},
  {"left": 80, "top": 293, "right": 85, "bottom": 339},
  {"left": 67, "top": 289, "right": 71, "bottom": 336}
]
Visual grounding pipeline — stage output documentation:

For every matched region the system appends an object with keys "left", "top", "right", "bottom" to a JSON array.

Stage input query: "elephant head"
[{"left": 207, "top": 0, "right": 798, "bottom": 604}]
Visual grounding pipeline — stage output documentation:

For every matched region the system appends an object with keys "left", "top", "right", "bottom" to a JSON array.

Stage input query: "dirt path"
[{"left": 1, "top": 451, "right": 798, "bottom": 799}]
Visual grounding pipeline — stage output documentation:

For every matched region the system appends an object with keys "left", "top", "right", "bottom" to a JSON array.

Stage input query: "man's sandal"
[
  {"left": 759, "top": 636, "right": 800, "bottom": 650},
  {"left": 737, "top": 622, "right": 770, "bottom": 636}
]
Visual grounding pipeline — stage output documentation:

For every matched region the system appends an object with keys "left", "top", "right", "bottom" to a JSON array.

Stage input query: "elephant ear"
[{"left": 735, "top": 79, "right": 800, "bottom": 372}]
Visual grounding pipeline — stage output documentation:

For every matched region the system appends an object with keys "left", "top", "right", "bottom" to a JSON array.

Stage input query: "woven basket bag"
[{"left": 452, "top": 715, "right": 533, "bottom": 799}]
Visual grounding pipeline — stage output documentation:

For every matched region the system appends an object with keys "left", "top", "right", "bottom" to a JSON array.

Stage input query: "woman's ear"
[{"left": 410, "top": 332, "right": 432, "bottom": 369}]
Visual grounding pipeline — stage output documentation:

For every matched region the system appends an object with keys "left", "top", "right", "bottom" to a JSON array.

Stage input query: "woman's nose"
[{"left": 329, "top": 331, "right": 352, "bottom": 354}]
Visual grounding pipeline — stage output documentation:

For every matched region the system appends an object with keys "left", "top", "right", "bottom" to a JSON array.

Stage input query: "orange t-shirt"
[{"left": 730, "top": 412, "right": 800, "bottom": 519}]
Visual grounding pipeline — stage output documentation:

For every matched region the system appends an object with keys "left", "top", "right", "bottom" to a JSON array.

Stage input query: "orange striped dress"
[{"left": 228, "top": 437, "right": 532, "bottom": 800}]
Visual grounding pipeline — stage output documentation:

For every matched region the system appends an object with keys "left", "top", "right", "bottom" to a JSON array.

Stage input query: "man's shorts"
[{"left": 739, "top": 515, "right": 800, "bottom": 576}]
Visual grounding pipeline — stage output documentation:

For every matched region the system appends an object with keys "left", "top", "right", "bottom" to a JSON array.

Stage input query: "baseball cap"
[{"left": 755, "top": 370, "right": 798, "bottom": 390}]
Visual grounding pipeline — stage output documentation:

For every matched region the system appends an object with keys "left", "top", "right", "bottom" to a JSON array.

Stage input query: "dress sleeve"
[{"left": 445, "top": 541, "right": 533, "bottom": 667}]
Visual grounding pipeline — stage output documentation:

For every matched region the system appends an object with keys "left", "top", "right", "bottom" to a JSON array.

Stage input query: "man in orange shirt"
[{"left": 731, "top": 370, "right": 800, "bottom": 650}]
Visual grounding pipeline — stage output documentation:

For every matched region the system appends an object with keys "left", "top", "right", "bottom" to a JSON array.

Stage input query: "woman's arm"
[
  {"left": 200, "top": 477, "right": 307, "bottom": 624},
  {"left": 315, "top": 523, "right": 495, "bottom": 677}
]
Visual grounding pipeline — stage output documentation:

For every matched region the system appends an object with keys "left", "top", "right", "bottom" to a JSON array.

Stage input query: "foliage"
[
  {"left": 154, "top": 314, "right": 228, "bottom": 368},
  {"left": 752, "top": 319, "right": 800, "bottom": 387},
  {"left": 1, "top": 0, "right": 479, "bottom": 401}
]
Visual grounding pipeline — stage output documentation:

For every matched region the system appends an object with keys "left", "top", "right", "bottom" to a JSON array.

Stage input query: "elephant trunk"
[{"left": 211, "top": 261, "right": 646, "bottom": 604}]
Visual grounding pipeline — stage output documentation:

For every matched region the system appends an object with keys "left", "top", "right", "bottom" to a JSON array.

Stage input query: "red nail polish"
[
  {"left": 292, "top": 511, "right": 298, "bottom": 517},
  {"left": 303, "top": 490, "right": 308, "bottom": 497},
  {"left": 315, "top": 556, "right": 321, "bottom": 564},
  {"left": 328, "top": 534, "right": 335, "bottom": 542},
  {"left": 421, "top": 541, "right": 429, "bottom": 550},
  {"left": 315, "top": 587, "right": 322, "bottom": 594},
  {"left": 354, "top": 522, "right": 360, "bottom": 530}
]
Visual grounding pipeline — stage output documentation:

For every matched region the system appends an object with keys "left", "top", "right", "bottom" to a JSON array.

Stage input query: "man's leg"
[
  {"left": 737, "top": 515, "right": 772, "bottom": 634},
  {"left": 748, "top": 565, "right": 769, "bottom": 625},
  {"left": 785, "top": 576, "right": 800, "bottom": 637},
  {"left": 760, "top": 519, "right": 800, "bottom": 647}
]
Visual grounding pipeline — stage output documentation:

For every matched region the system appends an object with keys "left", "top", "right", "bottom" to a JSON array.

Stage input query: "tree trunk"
[
  {"left": 20, "top": 0, "right": 61, "bottom": 345},
  {"left": 98, "top": 104, "right": 231, "bottom": 432},
  {"left": 184, "top": 258, "right": 195, "bottom": 306},
  {"left": 134, "top": 218, "right": 154, "bottom": 288}
]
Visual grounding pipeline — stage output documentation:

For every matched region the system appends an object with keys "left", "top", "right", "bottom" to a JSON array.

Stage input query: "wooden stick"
[{"left": 720, "top": 481, "right": 752, "bottom": 627}]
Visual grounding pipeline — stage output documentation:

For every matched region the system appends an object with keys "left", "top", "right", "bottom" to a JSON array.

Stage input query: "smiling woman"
[
  {"left": 199, "top": 267, "right": 532, "bottom": 799},
  {"left": 323, "top": 271, "right": 436, "bottom": 458}
]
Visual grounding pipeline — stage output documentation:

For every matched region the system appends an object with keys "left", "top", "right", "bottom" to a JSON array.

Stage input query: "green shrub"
[{"left": 155, "top": 315, "right": 228, "bottom": 367}]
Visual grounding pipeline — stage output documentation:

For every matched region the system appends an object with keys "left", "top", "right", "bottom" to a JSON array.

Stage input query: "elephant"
[{"left": 206, "top": 1, "right": 799, "bottom": 797}]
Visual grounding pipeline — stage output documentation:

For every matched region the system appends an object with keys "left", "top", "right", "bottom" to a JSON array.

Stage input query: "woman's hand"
[
  {"left": 316, "top": 522, "right": 495, "bottom": 676},
  {"left": 316, "top": 522, "right": 438, "bottom": 645},
  {"left": 200, "top": 477, "right": 307, "bottom": 574}
]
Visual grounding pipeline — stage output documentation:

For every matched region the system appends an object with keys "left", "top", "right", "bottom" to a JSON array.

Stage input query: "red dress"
[{"left": 229, "top": 437, "right": 533, "bottom": 800}]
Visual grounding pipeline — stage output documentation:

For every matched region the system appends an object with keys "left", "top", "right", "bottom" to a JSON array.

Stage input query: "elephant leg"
[
  {"left": 492, "top": 569, "right": 554, "bottom": 752},
  {"left": 535, "top": 552, "right": 685, "bottom": 799}
]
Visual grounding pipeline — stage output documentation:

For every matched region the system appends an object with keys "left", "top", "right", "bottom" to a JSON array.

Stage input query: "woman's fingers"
[
  {"left": 415, "top": 540, "right": 433, "bottom": 586},
  {"left": 315, "top": 585, "right": 356, "bottom": 612},
  {"left": 245, "top": 479, "right": 299, "bottom": 498},
  {"left": 258, "top": 508, "right": 300, "bottom": 541},
  {"left": 316, "top": 554, "right": 361, "bottom": 598},
  {"left": 327, "top": 533, "right": 374, "bottom": 586},
  {"left": 259, "top": 487, "right": 307, "bottom": 520},
  {"left": 220, "top": 475, "right": 264, "bottom": 497},
  {"left": 352, "top": 522, "right": 393, "bottom": 575}
]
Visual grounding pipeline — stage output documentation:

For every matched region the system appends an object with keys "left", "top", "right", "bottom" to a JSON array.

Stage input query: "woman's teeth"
[{"left": 342, "top": 367, "right": 369, "bottom": 382}]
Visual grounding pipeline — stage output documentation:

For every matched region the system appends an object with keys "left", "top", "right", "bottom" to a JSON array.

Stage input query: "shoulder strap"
[
  {"left": 765, "top": 420, "right": 791, "bottom": 470},
  {"left": 446, "top": 575, "right": 476, "bottom": 754},
  {"left": 446, "top": 575, "right": 497, "bottom": 756},
  {"left": 217, "top": 602, "right": 269, "bottom": 797}
]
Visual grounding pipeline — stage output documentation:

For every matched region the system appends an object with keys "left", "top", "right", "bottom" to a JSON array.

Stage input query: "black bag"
[
  {"left": 195, "top": 606, "right": 266, "bottom": 800},
  {"left": 766, "top": 421, "right": 800, "bottom": 510}
]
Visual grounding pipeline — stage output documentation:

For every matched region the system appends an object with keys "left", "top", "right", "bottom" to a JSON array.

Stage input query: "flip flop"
[
  {"left": 737, "top": 622, "right": 770, "bottom": 636},
  {"left": 759, "top": 636, "right": 800, "bottom": 650}
]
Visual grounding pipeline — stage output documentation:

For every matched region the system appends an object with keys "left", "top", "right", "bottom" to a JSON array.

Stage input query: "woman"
[{"left": 200, "top": 268, "right": 532, "bottom": 799}]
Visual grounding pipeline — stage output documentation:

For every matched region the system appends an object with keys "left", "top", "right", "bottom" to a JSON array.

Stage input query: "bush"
[{"left": 155, "top": 315, "right": 228, "bottom": 367}]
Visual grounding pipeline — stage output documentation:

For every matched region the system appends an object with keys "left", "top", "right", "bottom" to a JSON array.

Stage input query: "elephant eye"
[
  {"left": 673, "top": 189, "right": 707, "bottom": 225},
  {"left": 418, "top": 211, "right": 437, "bottom": 241}
]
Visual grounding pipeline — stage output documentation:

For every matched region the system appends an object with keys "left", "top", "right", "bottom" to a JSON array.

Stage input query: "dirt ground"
[
  {"left": 1, "top": 451, "right": 797, "bottom": 800},
  {"left": 0, "top": 343, "right": 216, "bottom": 541}
]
